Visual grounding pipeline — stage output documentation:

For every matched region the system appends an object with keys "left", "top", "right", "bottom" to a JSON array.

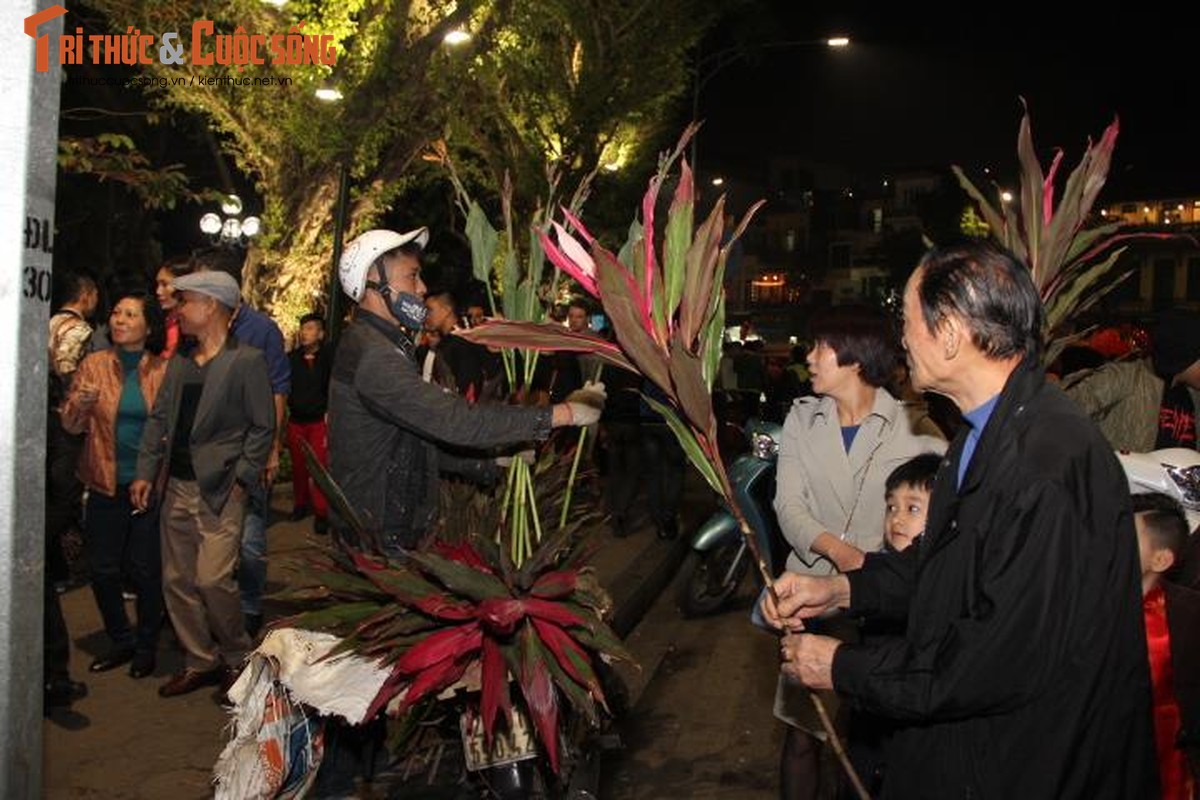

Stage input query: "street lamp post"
[
  {"left": 199, "top": 194, "right": 261, "bottom": 247},
  {"left": 326, "top": 162, "right": 351, "bottom": 344}
]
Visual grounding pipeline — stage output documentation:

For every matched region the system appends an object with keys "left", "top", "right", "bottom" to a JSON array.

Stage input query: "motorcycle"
[
  {"left": 1118, "top": 447, "right": 1200, "bottom": 531},
  {"left": 678, "top": 420, "right": 788, "bottom": 617}
]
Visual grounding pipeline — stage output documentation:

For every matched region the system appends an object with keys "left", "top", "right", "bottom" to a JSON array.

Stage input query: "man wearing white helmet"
[{"left": 328, "top": 228, "right": 603, "bottom": 552}]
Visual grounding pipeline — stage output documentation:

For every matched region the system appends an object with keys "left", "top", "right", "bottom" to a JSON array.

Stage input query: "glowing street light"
[
  {"left": 443, "top": 29, "right": 471, "bottom": 46},
  {"left": 199, "top": 195, "right": 261, "bottom": 247},
  {"left": 1000, "top": 190, "right": 1014, "bottom": 204},
  {"left": 711, "top": 177, "right": 725, "bottom": 187},
  {"left": 826, "top": 36, "right": 850, "bottom": 47}
]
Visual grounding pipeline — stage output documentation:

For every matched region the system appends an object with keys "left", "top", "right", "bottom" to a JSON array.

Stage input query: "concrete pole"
[{"left": 1, "top": 2, "right": 65, "bottom": 794}]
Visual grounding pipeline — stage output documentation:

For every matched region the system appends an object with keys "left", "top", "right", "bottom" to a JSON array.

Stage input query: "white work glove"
[
  {"left": 494, "top": 449, "right": 536, "bottom": 468},
  {"left": 565, "top": 380, "right": 606, "bottom": 426}
]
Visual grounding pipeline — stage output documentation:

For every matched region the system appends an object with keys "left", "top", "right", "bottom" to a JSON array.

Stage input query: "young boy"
[
  {"left": 882, "top": 453, "right": 942, "bottom": 554},
  {"left": 1133, "top": 492, "right": 1199, "bottom": 799},
  {"left": 843, "top": 453, "right": 942, "bottom": 798},
  {"left": 287, "top": 312, "right": 333, "bottom": 533}
]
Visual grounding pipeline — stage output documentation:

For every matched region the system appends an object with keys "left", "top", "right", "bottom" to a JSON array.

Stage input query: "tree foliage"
[{"left": 80, "top": 0, "right": 717, "bottom": 322}]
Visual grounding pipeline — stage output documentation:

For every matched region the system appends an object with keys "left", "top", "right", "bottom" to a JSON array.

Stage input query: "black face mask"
[{"left": 368, "top": 259, "right": 427, "bottom": 331}]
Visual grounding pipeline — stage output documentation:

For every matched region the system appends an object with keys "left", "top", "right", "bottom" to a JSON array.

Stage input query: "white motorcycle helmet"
[
  {"left": 338, "top": 227, "right": 429, "bottom": 302},
  {"left": 1119, "top": 447, "right": 1200, "bottom": 531}
]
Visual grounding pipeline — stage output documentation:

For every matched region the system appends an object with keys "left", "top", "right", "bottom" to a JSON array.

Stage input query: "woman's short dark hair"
[
  {"left": 808, "top": 306, "right": 898, "bottom": 388},
  {"left": 114, "top": 289, "right": 167, "bottom": 355},
  {"left": 915, "top": 241, "right": 1044, "bottom": 361}
]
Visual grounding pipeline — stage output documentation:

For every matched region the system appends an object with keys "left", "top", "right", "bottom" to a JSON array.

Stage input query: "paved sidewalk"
[{"left": 42, "top": 483, "right": 691, "bottom": 799}]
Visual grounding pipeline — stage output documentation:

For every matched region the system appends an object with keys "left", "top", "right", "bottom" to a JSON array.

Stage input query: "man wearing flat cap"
[
  {"left": 1063, "top": 308, "right": 1200, "bottom": 451},
  {"left": 131, "top": 270, "right": 275, "bottom": 699}
]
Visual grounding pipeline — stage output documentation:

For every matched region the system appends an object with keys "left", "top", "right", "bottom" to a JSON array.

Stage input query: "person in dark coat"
[{"left": 762, "top": 241, "right": 1157, "bottom": 799}]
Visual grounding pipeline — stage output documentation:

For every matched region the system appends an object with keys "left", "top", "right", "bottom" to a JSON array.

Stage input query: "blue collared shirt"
[
  {"left": 232, "top": 305, "right": 291, "bottom": 396},
  {"left": 957, "top": 394, "right": 1000, "bottom": 489}
]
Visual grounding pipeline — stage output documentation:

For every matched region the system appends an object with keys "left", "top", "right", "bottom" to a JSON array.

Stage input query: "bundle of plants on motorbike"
[
  {"left": 281, "top": 449, "right": 631, "bottom": 782},
  {"left": 953, "top": 103, "right": 1178, "bottom": 365}
]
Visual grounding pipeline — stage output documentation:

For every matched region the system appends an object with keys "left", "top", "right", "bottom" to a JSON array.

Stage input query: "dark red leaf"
[
  {"left": 522, "top": 598, "right": 586, "bottom": 628},
  {"left": 480, "top": 637, "right": 511, "bottom": 748},
  {"left": 364, "top": 663, "right": 407, "bottom": 720},
  {"left": 530, "top": 569, "right": 578, "bottom": 599},
  {"left": 515, "top": 624, "right": 561, "bottom": 774},
  {"left": 394, "top": 622, "right": 482, "bottom": 675},
  {"left": 395, "top": 652, "right": 473, "bottom": 713},
  {"left": 432, "top": 539, "right": 495, "bottom": 575},
  {"left": 476, "top": 597, "right": 526, "bottom": 636},
  {"left": 530, "top": 619, "right": 607, "bottom": 711}
]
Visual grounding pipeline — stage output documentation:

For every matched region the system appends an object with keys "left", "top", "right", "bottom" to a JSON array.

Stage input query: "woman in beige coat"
[{"left": 772, "top": 308, "right": 945, "bottom": 799}]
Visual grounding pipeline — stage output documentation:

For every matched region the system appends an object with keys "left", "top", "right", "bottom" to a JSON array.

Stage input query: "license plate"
[{"left": 460, "top": 707, "right": 539, "bottom": 771}]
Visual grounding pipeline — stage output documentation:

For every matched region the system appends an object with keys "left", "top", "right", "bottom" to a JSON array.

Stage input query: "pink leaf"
[
  {"left": 559, "top": 207, "right": 596, "bottom": 246},
  {"left": 551, "top": 221, "right": 596, "bottom": 286},
  {"left": 537, "top": 229, "right": 598, "bottom": 297},
  {"left": 1043, "top": 148, "right": 1063, "bottom": 226}
]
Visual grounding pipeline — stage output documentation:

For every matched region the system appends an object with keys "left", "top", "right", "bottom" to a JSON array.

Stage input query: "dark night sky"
[{"left": 698, "top": 3, "right": 1199, "bottom": 198}]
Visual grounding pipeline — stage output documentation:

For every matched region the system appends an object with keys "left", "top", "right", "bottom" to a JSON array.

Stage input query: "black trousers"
[
  {"left": 45, "top": 415, "right": 82, "bottom": 680},
  {"left": 84, "top": 487, "right": 163, "bottom": 655}
]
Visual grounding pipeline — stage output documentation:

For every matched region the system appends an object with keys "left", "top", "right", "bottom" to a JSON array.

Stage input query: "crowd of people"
[
  {"left": 42, "top": 231, "right": 1200, "bottom": 798},
  {"left": 42, "top": 229, "right": 603, "bottom": 718}
]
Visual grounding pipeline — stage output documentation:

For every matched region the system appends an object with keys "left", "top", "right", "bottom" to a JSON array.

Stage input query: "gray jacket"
[
  {"left": 1062, "top": 358, "right": 1200, "bottom": 452},
  {"left": 136, "top": 337, "right": 276, "bottom": 514},
  {"left": 774, "top": 388, "right": 946, "bottom": 577},
  {"left": 328, "top": 311, "right": 552, "bottom": 551}
]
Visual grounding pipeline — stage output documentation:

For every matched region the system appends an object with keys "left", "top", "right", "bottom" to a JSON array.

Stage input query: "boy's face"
[
  {"left": 885, "top": 483, "right": 930, "bottom": 552},
  {"left": 298, "top": 320, "right": 324, "bottom": 348},
  {"left": 1134, "top": 513, "right": 1175, "bottom": 585}
]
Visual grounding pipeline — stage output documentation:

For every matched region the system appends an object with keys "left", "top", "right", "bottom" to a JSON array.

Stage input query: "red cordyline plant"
[
  {"left": 461, "top": 126, "right": 771, "bottom": 578},
  {"left": 280, "top": 449, "right": 631, "bottom": 776},
  {"left": 953, "top": 103, "right": 1178, "bottom": 363}
]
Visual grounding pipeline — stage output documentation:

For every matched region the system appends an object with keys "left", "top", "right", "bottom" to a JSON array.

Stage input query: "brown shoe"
[{"left": 158, "top": 667, "right": 224, "bottom": 698}]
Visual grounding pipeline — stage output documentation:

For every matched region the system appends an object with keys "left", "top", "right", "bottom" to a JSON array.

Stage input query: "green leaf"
[
  {"left": 663, "top": 161, "right": 695, "bottom": 323},
  {"left": 1044, "top": 248, "right": 1126, "bottom": 334},
  {"left": 678, "top": 198, "right": 724, "bottom": 347},
  {"left": 282, "top": 601, "right": 382, "bottom": 632},
  {"left": 700, "top": 292, "right": 726, "bottom": 391},
  {"left": 641, "top": 392, "right": 723, "bottom": 496},
  {"left": 617, "top": 219, "right": 643, "bottom": 269},
  {"left": 406, "top": 551, "right": 512, "bottom": 602},
  {"left": 466, "top": 201, "right": 500, "bottom": 285}
]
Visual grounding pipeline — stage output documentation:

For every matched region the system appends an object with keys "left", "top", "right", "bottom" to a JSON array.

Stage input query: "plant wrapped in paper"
[
  {"left": 953, "top": 104, "right": 1178, "bottom": 364},
  {"left": 277, "top": 447, "right": 631, "bottom": 777},
  {"left": 461, "top": 126, "right": 770, "bottom": 571}
]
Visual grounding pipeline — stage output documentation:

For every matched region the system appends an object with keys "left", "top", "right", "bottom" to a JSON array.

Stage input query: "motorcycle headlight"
[
  {"left": 1167, "top": 464, "right": 1200, "bottom": 510},
  {"left": 751, "top": 431, "right": 779, "bottom": 460}
]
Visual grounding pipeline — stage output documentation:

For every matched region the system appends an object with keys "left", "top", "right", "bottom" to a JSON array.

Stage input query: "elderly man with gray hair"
[
  {"left": 761, "top": 241, "right": 1157, "bottom": 798},
  {"left": 130, "top": 270, "right": 275, "bottom": 699}
]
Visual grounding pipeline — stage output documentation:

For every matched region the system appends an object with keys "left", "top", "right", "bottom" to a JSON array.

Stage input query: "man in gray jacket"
[
  {"left": 131, "top": 271, "right": 275, "bottom": 699},
  {"left": 328, "top": 228, "right": 601, "bottom": 553}
]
